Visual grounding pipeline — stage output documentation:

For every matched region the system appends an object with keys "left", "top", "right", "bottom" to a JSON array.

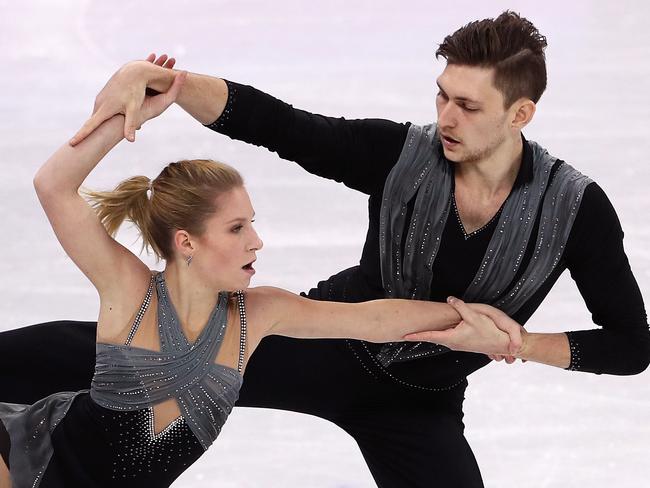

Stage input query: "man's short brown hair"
[{"left": 436, "top": 11, "right": 547, "bottom": 108}]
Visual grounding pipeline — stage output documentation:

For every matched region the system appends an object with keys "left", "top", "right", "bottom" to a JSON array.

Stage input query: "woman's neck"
[{"left": 162, "top": 263, "right": 226, "bottom": 339}]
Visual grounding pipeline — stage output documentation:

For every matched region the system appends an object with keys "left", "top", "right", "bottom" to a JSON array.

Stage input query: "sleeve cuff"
[
  {"left": 204, "top": 79, "right": 238, "bottom": 132},
  {"left": 565, "top": 331, "right": 582, "bottom": 371}
]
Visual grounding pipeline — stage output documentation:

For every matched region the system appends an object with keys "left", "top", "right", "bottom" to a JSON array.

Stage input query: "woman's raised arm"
[{"left": 33, "top": 71, "right": 187, "bottom": 296}]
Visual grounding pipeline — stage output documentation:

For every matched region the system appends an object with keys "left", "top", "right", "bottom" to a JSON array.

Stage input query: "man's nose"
[{"left": 437, "top": 102, "right": 457, "bottom": 128}]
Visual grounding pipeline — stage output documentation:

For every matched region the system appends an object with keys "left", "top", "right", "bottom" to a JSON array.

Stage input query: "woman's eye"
[{"left": 232, "top": 225, "right": 243, "bottom": 233}]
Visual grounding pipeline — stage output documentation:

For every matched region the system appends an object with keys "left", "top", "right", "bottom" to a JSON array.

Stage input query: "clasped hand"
[
  {"left": 405, "top": 297, "right": 526, "bottom": 360},
  {"left": 70, "top": 54, "right": 181, "bottom": 145}
]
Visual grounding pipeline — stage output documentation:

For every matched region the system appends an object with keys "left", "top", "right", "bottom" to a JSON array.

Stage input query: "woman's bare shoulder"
[{"left": 241, "top": 286, "right": 300, "bottom": 334}]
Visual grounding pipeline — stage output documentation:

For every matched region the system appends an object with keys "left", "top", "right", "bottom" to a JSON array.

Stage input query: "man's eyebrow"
[{"left": 436, "top": 81, "right": 480, "bottom": 105}]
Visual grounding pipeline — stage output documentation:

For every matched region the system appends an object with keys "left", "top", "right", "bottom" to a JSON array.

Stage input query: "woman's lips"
[{"left": 242, "top": 261, "right": 256, "bottom": 275}]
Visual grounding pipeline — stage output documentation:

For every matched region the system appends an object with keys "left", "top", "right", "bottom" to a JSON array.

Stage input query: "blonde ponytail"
[{"left": 84, "top": 159, "right": 244, "bottom": 261}]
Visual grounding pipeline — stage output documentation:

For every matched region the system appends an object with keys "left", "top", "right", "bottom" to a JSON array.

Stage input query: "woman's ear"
[{"left": 173, "top": 229, "right": 195, "bottom": 258}]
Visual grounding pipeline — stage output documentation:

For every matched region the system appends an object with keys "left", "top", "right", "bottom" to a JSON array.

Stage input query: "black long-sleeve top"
[{"left": 207, "top": 80, "right": 650, "bottom": 376}]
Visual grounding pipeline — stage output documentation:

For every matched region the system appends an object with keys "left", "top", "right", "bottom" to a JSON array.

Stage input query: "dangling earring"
[{"left": 186, "top": 255, "right": 193, "bottom": 267}]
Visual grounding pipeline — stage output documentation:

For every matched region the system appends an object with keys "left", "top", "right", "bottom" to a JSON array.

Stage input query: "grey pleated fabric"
[
  {"left": 0, "top": 272, "right": 245, "bottom": 487},
  {"left": 377, "top": 124, "right": 592, "bottom": 366},
  {"left": 91, "top": 272, "right": 244, "bottom": 449}
]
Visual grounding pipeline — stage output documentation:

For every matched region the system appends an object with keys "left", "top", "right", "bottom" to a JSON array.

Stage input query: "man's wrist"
[
  {"left": 512, "top": 332, "right": 571, "bottom": 368},
  {"left": 514, "top": 330, "right": 531, "bottom": 360}
]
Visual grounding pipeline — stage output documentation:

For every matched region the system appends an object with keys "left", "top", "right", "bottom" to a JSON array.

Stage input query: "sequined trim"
[
  {"left": 101, "top": 407, "right": 201, "bottom": 481},
  {"left": 359, "top": 341, "right": 465, "bottom": 392},
  {"left": 204, "top": 80, "right": 237, "bottom": 132},
  {"left": 566, "top": 332, "right": 581, "bottom": 371},
  {"left": 148, "top": 407, "right": 184, "bottom": 442},
  {"left": 125, "top": 274, "right": 155, "bottom": 346},
  {"left": 451, "top": 191, "right": 505, "bottom": 240},
  {"left": 345, "top": 340, "right": 379, "bottom": 381},
  {"left": 234, "top": 290, "right": 247, "bottom": 373}
]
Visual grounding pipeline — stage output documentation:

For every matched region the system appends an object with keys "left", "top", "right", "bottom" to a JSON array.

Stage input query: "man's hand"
[
  {"left": 403, "top": 297, "right": 524, "bottom": 356},
  {"left": 134, "top": 70, "right": 187, "bottom": 129},
  {"left": 70, "top": 54, "right": 177, "bottom": 146},
  {"left": 147, "top": 53, "right": 176, "bottom": 70},
  {"left": 468, "top": 302, "right": 528, "bottom": 362}
]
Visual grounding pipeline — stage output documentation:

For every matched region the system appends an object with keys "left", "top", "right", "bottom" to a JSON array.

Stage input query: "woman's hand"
[
  {"left": 70, "top": 54, "right": 178, "bottom": 145},
  {"left": 403, "top": 297, "right": 524, "bottom": 356}
]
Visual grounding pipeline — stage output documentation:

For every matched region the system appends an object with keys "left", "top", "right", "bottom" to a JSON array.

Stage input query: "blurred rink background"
[{"left": 1, "top": 0, "right": 649, "bottom": 486}]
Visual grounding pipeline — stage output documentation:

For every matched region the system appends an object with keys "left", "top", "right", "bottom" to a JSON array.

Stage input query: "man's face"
[{"left": 435, "top": 64, "right": 512, "bottom": 164}]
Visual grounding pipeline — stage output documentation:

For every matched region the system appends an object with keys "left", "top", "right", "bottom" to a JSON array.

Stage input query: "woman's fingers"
[
  {"left": 446, "top": 296, "right": 479, "bottom": 322},
  {"left": 70, "top": 109, "right": 111, "bottom": 146},
  {"left": 403, "top": 328, "right": 454, "bottom": 344},
  {"left": 124, "top": 101, "right": 140, "bottom": 142}
]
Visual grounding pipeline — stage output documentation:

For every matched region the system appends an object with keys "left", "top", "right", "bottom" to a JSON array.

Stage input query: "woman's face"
[{"left": 190, "top": 186, "right": 263, "bottom": 291}]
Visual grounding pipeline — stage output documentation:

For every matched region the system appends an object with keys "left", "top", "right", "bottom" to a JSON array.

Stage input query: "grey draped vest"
[
  {"left": 377, "top": 124, "right": 592, "bottom": 366},
  {"left": 0, "top": 271, "right": 246, "bottom": 487}
]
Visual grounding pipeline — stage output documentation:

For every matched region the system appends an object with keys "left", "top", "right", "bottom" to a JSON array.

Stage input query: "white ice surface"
[{"left": 1, "top": 1, "right": 649, "bottom": 486}]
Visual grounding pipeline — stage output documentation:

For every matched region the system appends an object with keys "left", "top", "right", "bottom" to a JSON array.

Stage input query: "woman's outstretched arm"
[{"left": 247, "top": 287, "right": 522, "bottom": 356}]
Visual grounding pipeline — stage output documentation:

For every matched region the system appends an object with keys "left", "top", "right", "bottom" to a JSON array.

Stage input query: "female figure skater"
[{"left": 0, "top": 71, "right": 519, "bottom": 487}]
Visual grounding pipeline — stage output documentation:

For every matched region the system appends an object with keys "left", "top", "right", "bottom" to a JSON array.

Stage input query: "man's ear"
[{"left": 511, "top": 98, "right": 536, "bottom": 129}]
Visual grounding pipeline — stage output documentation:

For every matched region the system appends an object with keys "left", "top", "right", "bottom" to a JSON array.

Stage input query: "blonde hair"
[{"left": 84, "top": 159, "right": 244, "bottom": 260}]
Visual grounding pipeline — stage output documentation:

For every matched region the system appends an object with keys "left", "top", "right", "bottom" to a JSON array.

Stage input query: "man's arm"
[
  {"left": 70, "top": 61, "right": 224, "bottom": 142},
  {"left": 72, "top": 59, "right": 409, "bottom": 195},
  {"left": 205, "top": 80, "right": 409, "bottom": 193},
  {"left": 560, "top": 183, "right": 650, "bottom": 374},
  {"left": 478, "top": 183, "right": 649, "bottom": 373}
]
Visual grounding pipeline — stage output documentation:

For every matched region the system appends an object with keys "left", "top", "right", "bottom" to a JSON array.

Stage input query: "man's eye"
[{"left": 462, "top": 106, "right": 479, "bottom": 112}]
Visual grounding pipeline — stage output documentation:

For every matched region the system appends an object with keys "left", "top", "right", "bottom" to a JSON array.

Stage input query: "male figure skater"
[{"left": 2, "top": 11, "right": 648, "bottom": 487}]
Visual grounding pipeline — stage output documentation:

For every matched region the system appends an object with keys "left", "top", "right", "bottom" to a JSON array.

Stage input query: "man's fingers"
[
  {"left": 403, "top": 329, "right": 453, "bottom": 344},
  {"left": 489, "top": 354, "right": 517, "bottom": 364},
  {"left": 70, "top": 111, "right": 110, "bottom": 146},
  {"left": 469, "top": 303, "right": 506, "bottom": 321},
  {"left": 146, "top": 53, "right": 176, "bottom": 69},
  {"left": 470, "top": 303, "right": 522, "bottom": 354},
  {"left": 154, "top": 54, "right": 168, "bottom": 67},
  {"left": 500, "top": 321, "right": 522, "bottom": 354}
]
